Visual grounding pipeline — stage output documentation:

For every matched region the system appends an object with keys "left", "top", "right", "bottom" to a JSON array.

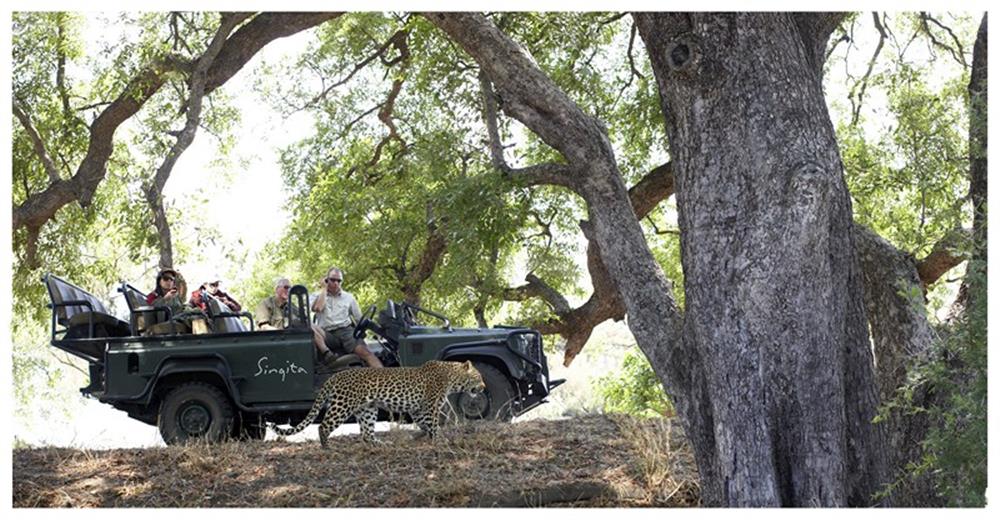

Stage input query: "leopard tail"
[{"left": 270, "top": 393, "right": 329, "bottom": 436}]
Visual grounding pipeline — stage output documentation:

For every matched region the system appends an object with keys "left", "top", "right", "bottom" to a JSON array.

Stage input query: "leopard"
[{"left": 270, "top": 360, "right": 486, "bottom": 446}]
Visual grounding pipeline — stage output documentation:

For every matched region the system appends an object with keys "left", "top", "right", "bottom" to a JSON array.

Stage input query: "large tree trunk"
[
  {"left": 854, "top": 224, "right": 939, "bottom": 505},
  {"left": 959, "top": 14, "right": 988, "bottom": 311},
  {"left": 427, "top": 11, "right": 889, "bottom": 506},
  {"left": 635, "top": 13, "right": 888, "bottom": 505}
]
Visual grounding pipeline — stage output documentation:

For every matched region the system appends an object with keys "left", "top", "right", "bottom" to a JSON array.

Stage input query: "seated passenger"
[
  {"left": 256, "top": 276, "right": 340, "bottom": 369},
  {"left": 255, "top": 277, "right": 295, "bottom": 331},
  {"left": 146, "top": 268, "right": 184, "bottom": 311},
  {"left": 145, "top": 268, "right": 210, "bottom": 335},
  {"left": 312, "top": 267, "right": 383, "bottom": 368},
  {"left": 190, "top": 275, "right": 242, "bottom": 312}
]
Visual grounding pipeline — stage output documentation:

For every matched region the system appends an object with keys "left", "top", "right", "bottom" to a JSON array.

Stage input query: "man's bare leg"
[
  {"left": 311, "top": 324, "right": 335, "bottom": 360},
  {"left": 354, "top": 343, "right": 383, "bottom": 368}
]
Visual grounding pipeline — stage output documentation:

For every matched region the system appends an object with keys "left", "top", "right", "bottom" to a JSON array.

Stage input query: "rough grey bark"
[
  {"left": 855, "top": 226, "right": 937, "bottom": 402},
  {"left": 422, "top": 12, "right": 703, "bottom": 497},
  {"left": 635, "top": 13, "right": 888, "bottom": 505},
  {"left": 959, "top": 14, "right": 987, "bottom": 311},
  {"left": 480, "top": 61, "right": 676, "bottom": 365},
  {"left": 854, "top": 224, "right": 941, "bottom": 506},
  {"left": 425, "top": 10, "right": 978, "bottom": 506},
  {"left": 423, "top": 13, "right": 685, "bottom": 378}
]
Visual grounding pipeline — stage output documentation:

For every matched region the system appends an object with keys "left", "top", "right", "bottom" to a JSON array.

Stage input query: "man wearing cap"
[
  {"left": 190, "top": 275, "right": 241, "bottom": 313},
  {"left": 312, "top": 267, "right": 383, "bottom": 368}
]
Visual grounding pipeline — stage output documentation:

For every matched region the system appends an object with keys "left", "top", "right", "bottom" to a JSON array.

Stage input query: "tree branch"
[
  {"left": 399, "top": 206, "right": 448, "bottom": 306},
  {"left": 503, "top": 160, "right": 674, "bottom": 365},
  {"left": 427, "top": 12, "right": 610, "bottom": 175},
  {"left": 345, "top": 29, "right": 410, "bottom": 179},
  {"left": 203, "top": 12, "right": 343, "bottom": 95},
  {"left": 477, "top": 71, "right": 578, "bottom": 189},
  {"left": 793, "top": 12, "right": 849, "bottom": 73},
  {"left": 54, "top": 14, "right": 76, "bottom": 126},
  {"left": 503, "top": 273, "right": 571, "bottom": 317},
  {"left": 432, "top": 13, "right": 683, "bottom": 373},
  {"left": 915, "top": 228, "right": 970, "bottom": 289},
  {"left": 13, "top": 12, "right": 341, "bottom": 240},
  {"left": 918, "top": 12, "right": 969, "bottom": 68},
  {"left": 849, "top": 12, "right": 887, "bottom": 125},
  {"left": 13, "top": 60, "right": 171, "bottom": 233},
  {"left": 628, "top": 161, "right": 674, "bottom": 218},
  {"left": 12, "top": 101, "right": 62, "bottom": 184},
  {"left": 301, "top": 29, "right": 409, "bottom": 110},
  {"left": 143, "top": 13, "right": 251, "bottom": 269},
  {"left": 613, "top": 21, "right": 646, "bottom": 106}
]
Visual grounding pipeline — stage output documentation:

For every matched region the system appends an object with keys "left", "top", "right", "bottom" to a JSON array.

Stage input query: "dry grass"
[
  {"left": 13, "top": 414, "right": 699, "bottom": 508},
  {"left": 611, "top": 415, "right": 701, "bottom": 505}
]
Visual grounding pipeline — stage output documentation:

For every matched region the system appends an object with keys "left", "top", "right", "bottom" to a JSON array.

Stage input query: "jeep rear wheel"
[
  {"left": 449, "top": 362, "right": 517, "bottom": 422},
  {"left": 158, "top": 382, "right": 234, "bottom": 445}
]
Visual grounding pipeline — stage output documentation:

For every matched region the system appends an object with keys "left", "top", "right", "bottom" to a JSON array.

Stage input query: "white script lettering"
[{"left": 254, "top": 356, "right": 308, "bottom": 382}]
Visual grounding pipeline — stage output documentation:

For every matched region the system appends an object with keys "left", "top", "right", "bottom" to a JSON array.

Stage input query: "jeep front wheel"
[
  {"left": 451, "top": 362, "right": 516, "bottom": 422},
  {"left": 158, "top": 382, "right": 234, "bottom": 445}
]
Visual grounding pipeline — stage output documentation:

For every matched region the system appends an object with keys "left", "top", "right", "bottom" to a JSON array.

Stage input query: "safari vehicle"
[{"left": 42, "top": 273, "right": 564, "bottom": 445}]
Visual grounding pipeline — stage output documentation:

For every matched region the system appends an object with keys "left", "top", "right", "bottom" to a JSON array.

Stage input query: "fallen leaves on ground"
[{"left": 13, "top": 414, "right": 699, "bottom": 508}]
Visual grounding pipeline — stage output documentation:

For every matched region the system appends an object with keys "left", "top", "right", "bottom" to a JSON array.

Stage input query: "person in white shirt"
[{"left": 311, "top": 267, "right": 383, "bottom": 368}]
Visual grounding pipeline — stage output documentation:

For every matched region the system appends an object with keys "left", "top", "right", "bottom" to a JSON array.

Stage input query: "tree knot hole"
[{"left": 667, "top": 39, "right": 697, "bottom": 71}]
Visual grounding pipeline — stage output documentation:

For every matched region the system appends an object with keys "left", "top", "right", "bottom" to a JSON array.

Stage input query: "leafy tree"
[
  {"left": 10, "top": 11, "right": 986, "bottom": 507},
  {"left": 11, "top": 11, "right": 338, "bottom": 418},
  {"left": 267, "top": 13, "right": 656, "bottom": 330}
]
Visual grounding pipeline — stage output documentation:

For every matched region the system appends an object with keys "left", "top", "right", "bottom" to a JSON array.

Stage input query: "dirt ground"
[{"left": 13, "top": 414, "right": 700, "bottom": 508}]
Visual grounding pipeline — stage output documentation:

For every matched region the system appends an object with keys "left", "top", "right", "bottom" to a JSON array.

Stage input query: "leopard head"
[{"left": 456, "top": 360, "right": 486, "bottom": 393}]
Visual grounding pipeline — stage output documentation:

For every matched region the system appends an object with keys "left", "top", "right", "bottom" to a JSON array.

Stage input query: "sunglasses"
[
  {"left": 325, "top": 278, "right": 342, "bottom": 283},
  {"left": 162, "top": 276, "right": 175, "bottom": 282},
  {"left": 279, "top": 285, "right": 291, "bottom": 290}
]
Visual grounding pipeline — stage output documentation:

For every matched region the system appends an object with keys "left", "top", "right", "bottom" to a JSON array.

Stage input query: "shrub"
[
  {"left": 595, "top": 349, "right": 673, "bottom": 418},
  {"left": 917, "top": 262, "right": 987, "bottom": 506},
  {"left": 880, "top": 260, "right": 987, "bottom": 506}
]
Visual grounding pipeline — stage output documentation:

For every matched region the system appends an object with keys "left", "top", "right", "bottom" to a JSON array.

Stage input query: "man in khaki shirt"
[
  {"left": 312, "top": 267, "right": 383, "bottom": 368},
  {"left": 256, "top": 277, "right": 338, "bottom": 367},
  {"left": 255, "top": 277, "right": 294, "bottom": 330}
]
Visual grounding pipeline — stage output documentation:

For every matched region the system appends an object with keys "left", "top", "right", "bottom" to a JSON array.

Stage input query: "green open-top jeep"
[{"left": 42, "top": 274, "right": 564, "bottom": 445}]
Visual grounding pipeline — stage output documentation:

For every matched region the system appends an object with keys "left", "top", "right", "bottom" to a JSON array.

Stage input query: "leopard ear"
[{"left": 464, "top": 360, "right": 473, "bottom": 370}]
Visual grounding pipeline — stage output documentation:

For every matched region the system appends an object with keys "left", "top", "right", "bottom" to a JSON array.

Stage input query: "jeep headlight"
[
  {"left": 509, "top": 333, "right": 540, "bottom": 365},
  {"left": 513, "top": 334, "right": 530, "bottom": 354}
]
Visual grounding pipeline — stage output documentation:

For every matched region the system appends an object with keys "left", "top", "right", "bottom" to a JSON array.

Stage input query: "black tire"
[
  {"left": 234, "top": 413, "right": 267, "bottom": 441},
  {"left": 158, "top": 382, "right": 234, "bottom": 445},
  {"left": 447, "top": 362, "right": 517, "bottom": 423}
]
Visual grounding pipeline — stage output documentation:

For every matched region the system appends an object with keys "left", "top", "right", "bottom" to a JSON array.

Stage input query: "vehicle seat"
[
  {"left": 204, "top": 292, "right": 250, "bottom": 333},
  {"left": 44, "top": 274, "right": 129, "bottom": 340},
  {"left": 119, "top": 282, "right": 170, "bottom": 336}
]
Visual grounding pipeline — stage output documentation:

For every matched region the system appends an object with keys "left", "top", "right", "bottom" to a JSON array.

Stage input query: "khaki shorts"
[{"left": 323, "top": 326, "right": 361, "bottom": 355}]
